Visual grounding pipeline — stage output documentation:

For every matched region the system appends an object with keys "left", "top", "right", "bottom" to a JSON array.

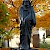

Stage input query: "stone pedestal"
[{"left": 33, "top": 34, "right": 39, "bottom": 48}]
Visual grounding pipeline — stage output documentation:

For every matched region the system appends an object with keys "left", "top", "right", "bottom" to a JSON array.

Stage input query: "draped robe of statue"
[{"left": 19, "top": 0, "right": 36, "bottom": 49}]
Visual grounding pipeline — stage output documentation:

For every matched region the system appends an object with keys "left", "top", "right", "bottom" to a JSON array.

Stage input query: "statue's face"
[{"left": 23, "top": 1, "right": 30, "bottom": 6}]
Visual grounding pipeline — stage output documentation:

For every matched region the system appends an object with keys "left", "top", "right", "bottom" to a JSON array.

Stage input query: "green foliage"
[
  {"left": 0, "top": 28, "right": 5, "bottom": 34},
  {"left": 0, "top": 2, "right": 11, "bottom": 42},
  {"left": 0, "top": 2, "right": 9, "bottom": 25}
]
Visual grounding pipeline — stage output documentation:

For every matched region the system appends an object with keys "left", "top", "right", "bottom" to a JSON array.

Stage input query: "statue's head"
[{"left": 23, "top": 0, "right": 31, "bottom": 6}]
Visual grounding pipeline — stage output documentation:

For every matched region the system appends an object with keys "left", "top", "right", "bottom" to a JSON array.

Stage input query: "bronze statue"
[{"left": 19, "top": 0, "right": 36, "bottom": 49}]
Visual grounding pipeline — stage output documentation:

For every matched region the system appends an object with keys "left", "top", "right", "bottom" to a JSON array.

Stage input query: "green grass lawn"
[
  {"left": 40, "top": 42, "right": 50, "bottom": 49},
  {"left": 47, "top": 36, "right": 50, "bottom": 38}
]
